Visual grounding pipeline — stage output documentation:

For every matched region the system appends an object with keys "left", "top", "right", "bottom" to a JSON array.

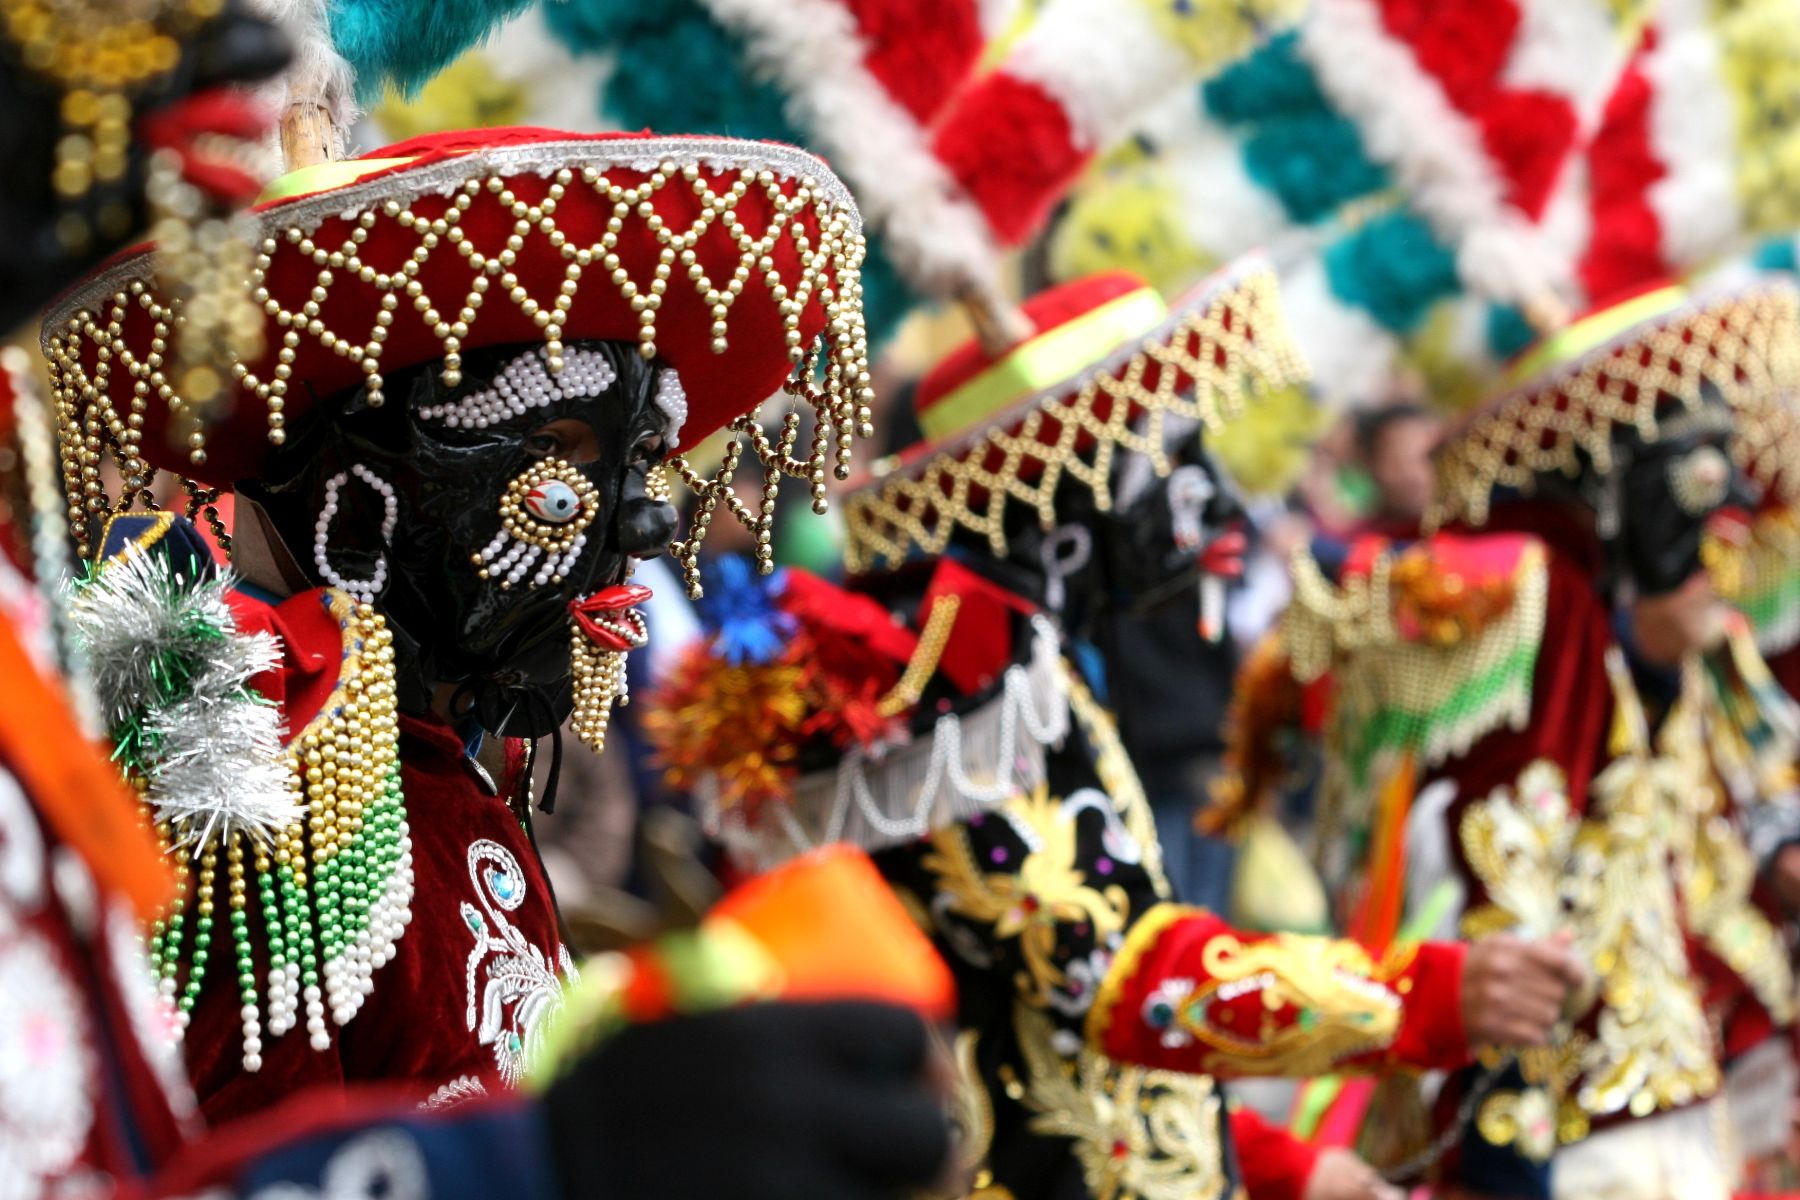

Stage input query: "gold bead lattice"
[
  {"left": 840, "top": 267, "right": 1305, "bottom": 574},
  {"left": 42, "top": 141, "right": 875, "bottom": 595},
  {"left": 1429, "top": 285, "right": 1800, "bottom": 532}
]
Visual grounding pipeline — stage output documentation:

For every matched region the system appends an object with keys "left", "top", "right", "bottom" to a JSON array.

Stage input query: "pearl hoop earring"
[{"left": 314, "top": 464, "right": 398, "bottom": 603}]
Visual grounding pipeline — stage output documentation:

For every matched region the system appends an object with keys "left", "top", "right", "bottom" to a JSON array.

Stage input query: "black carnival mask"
[
  {"left": 1611, "top": 387, "right": 1756, "bottom": 597},
  {"left": 960, "top": 425, "right": 1247, "bottom": 641},
  {"left": 246, "top": 338, "right": 680, "bottom": 742}
]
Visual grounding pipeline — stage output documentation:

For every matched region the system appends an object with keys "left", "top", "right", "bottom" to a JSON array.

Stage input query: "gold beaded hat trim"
[
  {"left": 841, "top": 259, "right": 1306, "bottom": 574},
  {"left": 41, "top": 129, "right": 874, "bottom": 595},
  {"left": 1429, "top": 279, "right": 1800, "bottom": 531}
]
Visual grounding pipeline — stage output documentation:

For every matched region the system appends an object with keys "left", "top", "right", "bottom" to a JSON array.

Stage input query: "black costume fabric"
[{"left": 870, "top": 609, "right": 1245, "bottom": 1200}]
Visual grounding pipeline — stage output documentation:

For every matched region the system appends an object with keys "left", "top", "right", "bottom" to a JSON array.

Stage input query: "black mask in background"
[
  {"left": 1611, "top": 385, "right": 1756, "bottom": 598},
  {"left": 948, "top": 427, "right": 1246, "bottom": 641},
  {"left": 1101, "top": 434, "right": 1248, "bottom": 618},
  {"left": 245, "top": 338, "right": 678, "bottom": 734}
]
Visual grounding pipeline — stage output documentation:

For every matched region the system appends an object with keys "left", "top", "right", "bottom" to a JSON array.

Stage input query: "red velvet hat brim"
[{"left": 43, "top": 128, "right": 865, "bottom": 486}]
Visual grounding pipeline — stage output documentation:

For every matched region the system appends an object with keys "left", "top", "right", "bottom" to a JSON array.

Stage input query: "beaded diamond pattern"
[
  {"left": 1431, "top": 286, "right": 1800, "bottom": 530},
  {"left": 43, "top": 143, "right": 874, "bottom": 596},
  {"left": 841, "top": 269, "right": 1305, "bottom": 573}
]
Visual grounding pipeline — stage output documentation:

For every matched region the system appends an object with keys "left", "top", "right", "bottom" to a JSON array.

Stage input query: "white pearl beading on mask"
[
  {"left": 654, "top": 368, "right": 688, "bottom": 449},
  {"left": 416, "top": 346, "right": 617, "bottom": 430},
  {"left": 42, "top": 139, "right": 877, "bottom": 597},
  {"left": 314, "top": 464, "right": 398, "bottom": 603}
]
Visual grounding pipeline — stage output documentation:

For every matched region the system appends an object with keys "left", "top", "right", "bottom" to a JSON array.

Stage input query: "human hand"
[
  {"left": 1769, "top": 843, "right": 1800, "bottom": 913},
  {"left": 1302, "top": 1147, "right": 1403, "bottom": 1200},
  {"left": 1460, "top": 930, "right": 1587, "bottom": 1047}
]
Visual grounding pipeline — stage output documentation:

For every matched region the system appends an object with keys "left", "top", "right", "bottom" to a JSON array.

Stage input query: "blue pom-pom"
[
  {"left": 540, "top": 0, "right": 671, "bottom": 44},
  {"left": 694, "top": 556, "right": 796, "bottom": 665},
  {"left": 1241, "top": 113, "right": 1385, "bottom": 224},
  {"left": 547, "top": 0, "right": 801, "bottom": 141},
  {"left": 1324, "top": 210, "right": 1460, "bottom": 334},
  {"left": 1486, "top": 304, "right": 1537, "bottom": 361},
  {"left": 333, "top": 0, "right": 537, "bottom": 101},
  {"left": 1753, "top": 237, "right": 1800, "bottom": 275},
  {"left": 1203, "top": 33, "right": 1325, "bottom": 124},
  {"left": 860, "top": 236, "right": 909, "bottom": 353}
]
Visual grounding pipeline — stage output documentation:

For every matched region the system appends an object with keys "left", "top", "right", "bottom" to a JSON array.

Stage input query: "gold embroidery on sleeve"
[{"left": 1177, "top": 934, "right": 1403, "bottom": 1076}]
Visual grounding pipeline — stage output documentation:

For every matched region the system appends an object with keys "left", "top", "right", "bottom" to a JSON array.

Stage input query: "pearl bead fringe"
[{"left": 314, "top": 464, "right": 398, "bottom": 603}]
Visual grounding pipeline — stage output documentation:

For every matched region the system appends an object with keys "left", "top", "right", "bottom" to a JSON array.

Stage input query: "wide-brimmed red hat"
[
  {"left": 42, "top": 127, "right": 872, "bottom": 562},
  {"left": 1430, "top": 278, "right": 1800, "bottom": 530},
  {"left": 840, "top": 257, "right": 1305, "bottom": 573}
]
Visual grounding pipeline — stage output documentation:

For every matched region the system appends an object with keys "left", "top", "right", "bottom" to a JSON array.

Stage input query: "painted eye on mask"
[
  {"left": 1666, "top": 444, "right": 1731, "bottom": 517},
  {"left": 524, "top": 479, "right": 583, "bottom": 524}
]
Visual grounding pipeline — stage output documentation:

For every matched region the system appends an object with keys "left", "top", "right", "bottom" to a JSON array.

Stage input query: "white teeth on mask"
[{"left": 584, "top": 607, "right": 650, "bottom": 650}]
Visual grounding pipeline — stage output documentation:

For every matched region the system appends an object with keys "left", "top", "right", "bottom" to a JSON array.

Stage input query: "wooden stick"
[
  {"left": 1522, "top": 291, "right": 1572, "bottom": 337},
  {"left": 279, "top": 102, "right": 337, "bottom": 171},
  {"left": 958, "top": 280, "right": 1032, "bottom": 357}
]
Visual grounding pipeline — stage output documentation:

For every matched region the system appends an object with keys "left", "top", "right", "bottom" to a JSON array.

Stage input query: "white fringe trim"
[
  {"left": 701, "top": 618, "right": 1070, "bottom": 872},
  {"left": 696, "top": 0, "right": 1004, "bottom": 297}
]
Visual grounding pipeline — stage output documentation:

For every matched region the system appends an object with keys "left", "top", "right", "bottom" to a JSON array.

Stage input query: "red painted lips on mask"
[
  {"left": 1196, "top": 527, "right": 1248, "bottom": 580},
  {"left": 570, "top": 583, "right": 654, "bottom": 652}
]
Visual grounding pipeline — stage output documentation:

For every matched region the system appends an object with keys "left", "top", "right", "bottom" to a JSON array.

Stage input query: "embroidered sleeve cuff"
[
  {"left": 1391, "top": 939, "right": 1471, "bottom": 1072},
  {"left": 1087, "top": 903, "right": 1441, "bottom": 1078}
]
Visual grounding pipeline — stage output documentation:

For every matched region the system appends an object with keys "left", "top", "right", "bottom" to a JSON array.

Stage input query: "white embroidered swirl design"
[{"left": 459, "top": 840, "right": 575, "bottom": 1087}]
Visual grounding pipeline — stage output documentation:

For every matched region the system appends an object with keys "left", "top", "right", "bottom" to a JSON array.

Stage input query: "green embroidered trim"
[{"left": 1338, "top": 642, "right": 1542, "bottom": 792}]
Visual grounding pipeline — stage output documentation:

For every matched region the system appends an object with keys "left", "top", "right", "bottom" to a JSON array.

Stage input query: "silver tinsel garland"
[{"left": 68, "top": 546, "right": 300, "bottom": 852}]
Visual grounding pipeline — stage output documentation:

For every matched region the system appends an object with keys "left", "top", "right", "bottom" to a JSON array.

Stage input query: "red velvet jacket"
[
  {"left": 1411, "top": 533, "right": 1719, "bottom": 1144},
  {"left": 174, "top": 586, "right": 575, "bottom": 1122},
  {"left": 0, "top": 567, "right": 564, "bottom": 1200}
]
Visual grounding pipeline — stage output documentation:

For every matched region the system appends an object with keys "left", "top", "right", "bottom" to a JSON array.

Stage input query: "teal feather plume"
[{"left": 330, "top": 0, "right": 540, "bottom": 102}]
